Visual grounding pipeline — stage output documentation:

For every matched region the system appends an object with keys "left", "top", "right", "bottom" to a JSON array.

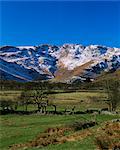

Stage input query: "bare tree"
[
  {"left": 32, "top": 87, "right": 48, "bottom": 113},
  {"left": 47, "top": 94, "right": 57, "bottom": 113},
  {"left": 20, "top": 90, "right": 31, "bottom": 111},
  {"left": 105, "top": 80, "right": 120, "bottom": 111},
  {"left": 71, "top": 106, "right": 76, "bottom": 114}
]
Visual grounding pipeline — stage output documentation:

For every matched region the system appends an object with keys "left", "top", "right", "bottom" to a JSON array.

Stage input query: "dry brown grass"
[
  {"left": 59, "top": 129, "right": 92, "bottom": 143},
  {"left": 9, "top": 127, "right": 73, "bottom": 150},
  {"left": 95, "top": 122, "right": 120, "bottom": 150},
  {"left": 54, "top": 61, "right": 93, "bottom": 81},
  {"left": 9, "top": 121, "right": 95, "bottom": 150}
]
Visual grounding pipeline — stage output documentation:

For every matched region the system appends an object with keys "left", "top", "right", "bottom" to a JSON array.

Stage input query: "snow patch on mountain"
[
  {"left": 0, "top": 44, "right": 120, "bottom": 81},
  {"left": 57, "top": 44, "right": 120, "bottom": 72}
]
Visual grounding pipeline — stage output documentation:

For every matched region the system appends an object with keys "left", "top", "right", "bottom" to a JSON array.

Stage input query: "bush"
[
  {"left": 70, "top": 121, "right": 96, "bottom": 131},
  {"left": 95, "top": 122, "right": 120, "bottom": 150},
  {"left": 0, "top": 100, "right": 18, "bottom": 114}
]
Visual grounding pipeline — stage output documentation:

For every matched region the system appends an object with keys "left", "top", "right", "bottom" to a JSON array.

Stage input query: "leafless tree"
[
  {"left": 19, "top": 90, "right": 31, "bottom": 111},
  {"left": 105, "top": 80, "right": 120, "bottom": 111},
  {"left": 47, "top": 94, "right": 57, "bottom": 113},
  {"left": 32, "top": 87, "right": 48, "bottom": 113}
]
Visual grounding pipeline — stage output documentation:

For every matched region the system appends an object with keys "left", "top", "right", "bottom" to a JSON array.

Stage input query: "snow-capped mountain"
[{"left": 0, "top": 44, "right": 120, "bottom": 82}]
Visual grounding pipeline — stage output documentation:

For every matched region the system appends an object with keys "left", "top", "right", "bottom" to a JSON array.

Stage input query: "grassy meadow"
[
  {"left": 0, "top": 90, "right": 120, "bottom": 150},
  {"left": 0, "top": 90, "right": 108, "bottom": 111},
  {"left": 0, "top": 114, "right": 119, "bottom": 150}
]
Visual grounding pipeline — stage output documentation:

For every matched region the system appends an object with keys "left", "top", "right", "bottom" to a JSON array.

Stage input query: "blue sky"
[{"left": 1, "top": 1, "right": 120, "bottom": 47}]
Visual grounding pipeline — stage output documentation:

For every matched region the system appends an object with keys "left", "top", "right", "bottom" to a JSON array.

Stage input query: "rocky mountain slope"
[{"left": 0, "top": 44, "right": 120, "bottom": 82}]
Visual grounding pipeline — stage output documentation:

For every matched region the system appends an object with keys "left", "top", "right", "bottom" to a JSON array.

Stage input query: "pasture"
[
  {"left": 0, "top": 90, "right": 120, "bottom": 150},
  {"left": 0, "top": 90, "right": 109, "bottom": 112},
  {"left": 0, "top": 114, "right": 119, "bottom": 150}
]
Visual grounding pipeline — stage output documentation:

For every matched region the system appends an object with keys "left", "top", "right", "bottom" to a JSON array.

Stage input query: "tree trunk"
[
  {"left": 14, "top": 103, "right": 18, "bottom": 110},
  {"left": 44, "top": 106, "right": 46, "bottom": 114},
  {"left": 37, "top": 103, "right": 41, "bottom": 112},
  {"left": 72, "top": 106, "right": 75, "bottom": 114},
  {"left": 25, "top": 103, "right": 28, "bottom": 111},
  {"left": 52, "top": 105, "right": 56, "bottom": 113}
]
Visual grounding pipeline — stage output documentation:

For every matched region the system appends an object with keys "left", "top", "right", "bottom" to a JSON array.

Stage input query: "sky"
[{"left": 0, "top": 0, "right": 120, "bottom": 47}]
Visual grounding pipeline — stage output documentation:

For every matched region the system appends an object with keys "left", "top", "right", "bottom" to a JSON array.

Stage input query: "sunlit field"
[
  {"left": 0, "top": 114, "right": 119, "bottom": 150},
  {"left": 0, "top": 90, "right": 108, "bottom": 112}
]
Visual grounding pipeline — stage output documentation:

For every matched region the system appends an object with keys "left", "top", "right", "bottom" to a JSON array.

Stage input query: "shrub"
[{"left": 95, "top": 122, "right": 120, "bottom": 150}]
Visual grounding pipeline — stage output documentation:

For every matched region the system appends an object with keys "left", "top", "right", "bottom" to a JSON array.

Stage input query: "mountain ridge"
[{"left": 0, "top": 44, "right": 120, "bottom": 82}]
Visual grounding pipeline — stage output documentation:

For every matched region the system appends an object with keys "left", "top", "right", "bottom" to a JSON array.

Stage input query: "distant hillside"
[
  {"left": 54, "top": 61, "right": 93, "bottom": 82},
  {"left": 0, "top": 44, "right": 120, "bottom": 82},
  {"left": 94, "top": 69, "right": 120, "bottom": 82}
]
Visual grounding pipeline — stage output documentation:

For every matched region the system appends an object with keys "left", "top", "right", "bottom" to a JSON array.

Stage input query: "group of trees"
[
  {"left": 0, "top": 78, "right": 120, "bottom": 114},
  {"left": 0, "top": 86, "right": 57, "bottom": 114},
  {"left": 0, "top": 80, "right": 72, "bottom": 91},
  {"left": 88, "top": 79, "right": 120, "bottom": 112}
]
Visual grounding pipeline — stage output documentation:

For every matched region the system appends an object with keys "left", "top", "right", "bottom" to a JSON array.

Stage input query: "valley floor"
[{"left": 0, "top": 114, "right": 120, "bottom": 150}]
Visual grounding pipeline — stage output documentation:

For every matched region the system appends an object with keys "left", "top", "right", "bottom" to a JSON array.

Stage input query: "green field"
[
  {"left": 51, "top": 91, "right": 107, "bottom": 111},
  {"left": 0, "top": 114, "right": 119, "bottom": 150},
  {"left": 0, "top": 90, "right": 120, "bottom": 150},
  {"left": 0, "top": 90, "right": 109, "bottom": 112}
]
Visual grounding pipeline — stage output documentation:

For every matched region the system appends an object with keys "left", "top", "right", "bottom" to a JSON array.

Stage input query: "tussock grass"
[
  {"left": 0, "top": 114, "right": 119, "bottom": 150},
  {"left": 95, "top": 122, "right": 120, "bottom": 150}
]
